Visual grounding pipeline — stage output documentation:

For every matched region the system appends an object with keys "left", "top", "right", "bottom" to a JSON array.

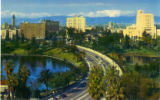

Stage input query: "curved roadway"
[{"left": 48, "top": 45, "right": 122, "bottom": 100}]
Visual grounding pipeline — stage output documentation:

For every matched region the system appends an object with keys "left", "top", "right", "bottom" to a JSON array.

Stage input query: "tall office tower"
[
  {"left": 136, "top": 10, "right": 156, "bottom": 37},
  {"left": 66, "top": 16, "right": 86, "bottom": 32},
  {"left": 20, "top": 20, "right": 59, "bottom": 39},
  {"left": 108, "top": 22, "right": 114, "bottom": 29},
  {"left": 12, "top": 14, "right": 16, "bottom": 28},
  {"left": 123, "top": 10, "right": 156, "bottom": 38}
]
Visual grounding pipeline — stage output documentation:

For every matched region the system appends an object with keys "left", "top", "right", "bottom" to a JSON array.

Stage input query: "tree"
[
  {"left": 120, "top": 72, "right": 159, "bottom": 100},
  {"left": 120, "top": 72, "right": 141, "bottom": 99},
  {"left": 142, "top": 31, "right": 152, "bottom": 48},
  {"left": 21, "top": 34, "right": 25, "bottom": 42},
  {"left": 15, "top": 66, "right": 30, "bottom": 99},
  {"left": 5, "top": 30, "right": 10, "bottom": 41},
  {"left": 88, "top": 66, "right": 105, "bottom": 100},
  {"left": 18, "top": 66, "right": 30, "bottom": 84},
  {"left": 16, "top": 30, "right": 20, "bottom": 41},
  {"left": 39, "top": 69, "right": 52, "bottom": 94},
  {"left": 4, "top": 61, "right": 18, "bottom": 100},
  {"left": 105, "top": 66, "right": 125, "bottom": 100},
  {"left": 122, "top": 35, "right": 130, "bottom": 49}
]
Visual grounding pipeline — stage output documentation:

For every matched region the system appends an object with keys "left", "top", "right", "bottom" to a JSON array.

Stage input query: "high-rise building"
[
  {"left": 136, "top": 10, "right": 156, "bottom": 36},
  {"left": 20, "top": 22, "right": 46, "bottom": 39},
  {"left": 108, "top": 22, "right": 114, "bottom": 29},
  {"left": 66, "top": 16, "right": 86, "bottom": 32},
  {"left": 1, "top": 22, "right": 9, "bottom": 29},
  {"left": 12, "top": 14, "right": 16, "bottom": 29},
  {"left": 1, "top": 29, "right": 20, "bottom": 40},
  {"left": 20, "top": 20, "right": 59, "bottom": 39},
  {"left": 1, "top": 15, "right": 20, "bottom": 40},
  {"left": 123, "top": 10, "right": 156, "bottom": 38}
]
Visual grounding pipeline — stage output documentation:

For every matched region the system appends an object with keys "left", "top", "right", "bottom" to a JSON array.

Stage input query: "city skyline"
[{"left": 2, "top": 0, "right": 160, "bottom": 18}]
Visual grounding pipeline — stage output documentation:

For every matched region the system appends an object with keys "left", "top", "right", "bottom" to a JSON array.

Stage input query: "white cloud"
[
  {"left": 68, "top": 10, "right": 135, "bottom": 17},
  {"left": 2, "top": 9, "right": 135, "bottom": 18},
  {"left": 2, "top": 10, "right": 52, "bottom": 18}
]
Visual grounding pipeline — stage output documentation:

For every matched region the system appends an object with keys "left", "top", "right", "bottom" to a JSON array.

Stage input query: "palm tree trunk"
[
  {"left": 8, "top": 88, "right": 11, "bottom": 100},
  {"left": 46, "top": 81, "right": 48, "bottom": 94}
]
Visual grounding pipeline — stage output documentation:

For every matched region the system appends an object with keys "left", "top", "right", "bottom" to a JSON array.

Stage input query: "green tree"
[
  {"left": 18, "top": 66, "right": 30, "bottom": 84},
  {"left": 15, "top": 66, "right": 30, "bottom": 99},
  {"left": 122, "top": 35, "right": 130, "bottom": 49},
  {"left": 88, "top": 66, "right": 105, "bottom": 100},
  {"left": 5, "top": 31, "right": 10, "bottom": 41},
  {"left": 105, "top": 66, "right": 125, "bottom": 100},
  {"left": 120, "top": 72, "right": 141, "bottom": 99},
  {"left": 4, "top": 61, "right": 18, "bottom": 100},
  {"left": 21, "top": 34, "right": 25, "bottom": 43},
  {"left": 142, "top": 31, "right": 152, "bottom": 48},
  {"left": 39, "top": 69, "right": 52, "bottom": 94}
]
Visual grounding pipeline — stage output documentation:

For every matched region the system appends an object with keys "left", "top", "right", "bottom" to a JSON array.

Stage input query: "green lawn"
[
  {"left": 44, "top": 48, "right": 83, "bottom": 66},
  {"left": 11, "top": 48, "right": 29, "bottom": 55}
]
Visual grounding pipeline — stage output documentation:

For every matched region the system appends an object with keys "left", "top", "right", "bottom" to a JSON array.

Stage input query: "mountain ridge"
[{"left": 2, "top": 16, "right": 160, "bottom": 26}]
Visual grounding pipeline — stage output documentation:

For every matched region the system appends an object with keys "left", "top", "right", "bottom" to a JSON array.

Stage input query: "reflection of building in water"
[
  {"left": 123, "top": 10, "right": 157, "bottom": 39},
  {"left": 66, "top": 16, "right": 86, "bottom": 32}
]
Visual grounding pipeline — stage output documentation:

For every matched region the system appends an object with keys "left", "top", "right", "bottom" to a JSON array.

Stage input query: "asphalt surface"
[{"left": 48, "top": 47, "right": 110, "bottom": 100}]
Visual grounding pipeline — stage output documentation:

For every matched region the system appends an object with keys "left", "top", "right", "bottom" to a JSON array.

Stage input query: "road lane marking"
[
  {"left": 77, "top": 92, "right": 90, "bottom": 100},
  {"left": 70, "top": 89, "right": 87, "bottom": 100}
]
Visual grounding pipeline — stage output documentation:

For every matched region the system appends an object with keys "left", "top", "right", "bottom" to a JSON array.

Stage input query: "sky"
[{"left": 2, "top": 0, "right": 160, "bottom": 18}]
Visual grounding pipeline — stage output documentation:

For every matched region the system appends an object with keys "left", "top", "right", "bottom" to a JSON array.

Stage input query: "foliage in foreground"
[
  {"left": 88, "top": 66, "right": 105, "bottom": 100},
  {"left": 87, "top": 63, "right": 160, "bottom": 100},
  {"left": 4, "top": 61, "right": 30, "bottom": 100}
]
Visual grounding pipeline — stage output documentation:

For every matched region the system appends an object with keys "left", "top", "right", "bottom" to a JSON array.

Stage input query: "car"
[
  {"left": 79, "top": 82, "right": 86, "bottom": 87},
  {"left": 60, "top": 94, "right": 67, "bottom": 98}
]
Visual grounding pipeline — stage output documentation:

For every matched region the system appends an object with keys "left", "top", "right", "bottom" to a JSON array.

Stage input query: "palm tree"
[
  {"left": 39, "top": 69, "right": 52, "bottom": 94},
  {"left": 18, "top": 66, "right": 30, "bottom": 83},
  {"left": 15, "top": 66, "right": 30, "bottom": 99},
  {"left": 4, "top": 61, "right": 18, "bottom": 100}
]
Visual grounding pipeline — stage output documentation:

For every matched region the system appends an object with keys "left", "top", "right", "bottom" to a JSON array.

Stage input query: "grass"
[
  {"left": 44, "top": 48, "right": 83, "bottom": 66},
  {"left": 11, "top": 48, "right": 29, "bottom": 55},
  {"left": 124, "top": 64, "right": 135, "bottom": 72}
]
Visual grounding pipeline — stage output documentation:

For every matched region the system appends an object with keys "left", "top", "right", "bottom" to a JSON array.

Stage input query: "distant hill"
[{"left": 1, "top": 16, "right": 160, "bottom": 26}]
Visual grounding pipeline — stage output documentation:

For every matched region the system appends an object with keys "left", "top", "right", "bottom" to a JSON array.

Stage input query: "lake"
[
  {"left": 123, "top": 55, "right": 160, "bottom": 65},
  {"left": 1, "top": 55, "right": 71, "bottom": 90}
]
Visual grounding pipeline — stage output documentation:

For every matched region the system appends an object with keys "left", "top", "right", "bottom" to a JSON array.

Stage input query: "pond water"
[
  {"left": 1, "top": 55, "right": 71, "bottom": 90},
  {"left": 124, "top": 55, "right": 160, "bottom": 65}
]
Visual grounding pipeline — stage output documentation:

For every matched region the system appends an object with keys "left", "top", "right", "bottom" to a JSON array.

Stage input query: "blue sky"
[{"left": 2, "top": 0, "right": 160, "bottom": 18}]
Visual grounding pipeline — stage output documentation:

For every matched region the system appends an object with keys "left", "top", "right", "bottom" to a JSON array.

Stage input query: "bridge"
[
  {"left": 77, "top": 45, "right": 123, "bottom": 76},
  {"left": 48, "top": 45, "right": 123, "bottom": 100}
]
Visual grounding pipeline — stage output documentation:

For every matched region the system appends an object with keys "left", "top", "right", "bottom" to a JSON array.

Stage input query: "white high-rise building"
[
  {"left": 123, "top": 10, "right": 156, "bottom": 38},
  {"left": 66, "top": 16, "right": 86, "bottom": 32}
]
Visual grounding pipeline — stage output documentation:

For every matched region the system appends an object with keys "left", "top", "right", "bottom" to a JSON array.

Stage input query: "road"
[{"left": 47, "top": 45, "right": 121, "bottom": 100}]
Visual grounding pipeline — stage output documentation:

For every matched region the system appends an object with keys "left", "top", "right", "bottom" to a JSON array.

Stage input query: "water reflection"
[
  {"left": 1, "top": 55, "right": 70, "bottom": 90},
  {"left": 124, "top": 55, "right": 160, "bottom": 64}
]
